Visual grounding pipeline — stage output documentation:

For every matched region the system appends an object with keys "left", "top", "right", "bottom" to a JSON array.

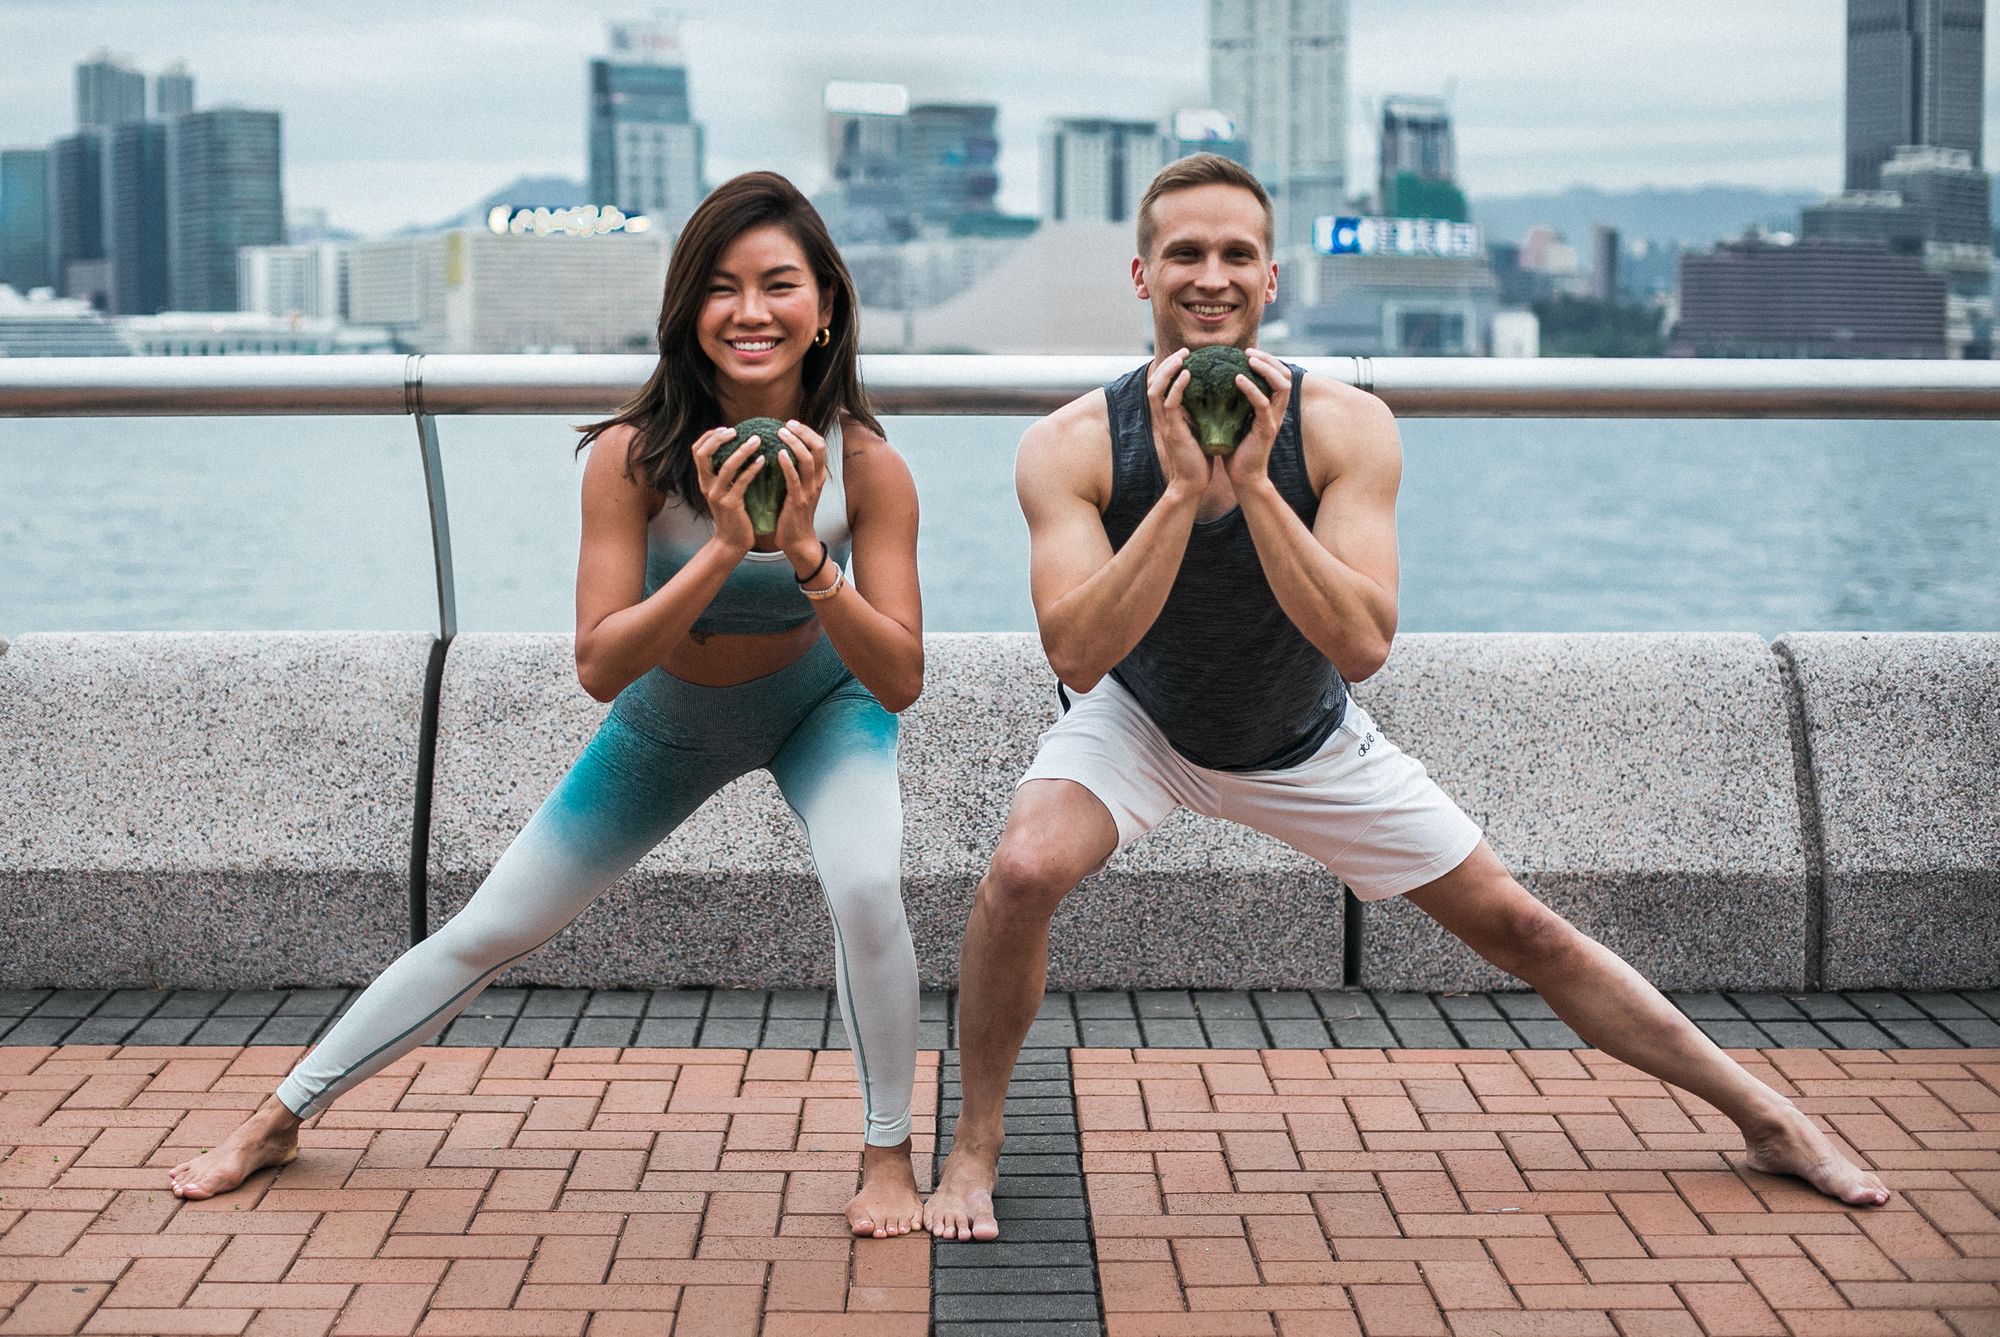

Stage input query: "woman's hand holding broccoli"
[
  {"left": 1144, "top": 347, "right": 1216, "bottom": 498},
  {"left": 692, "top": 425, "right": 766, "bottom": 556},
  {"left": 771, "top": 420, "right": 832, "bottom": 576},
  {"left": 1219, "top": 349, "right": 1293, "bottom": 490}
]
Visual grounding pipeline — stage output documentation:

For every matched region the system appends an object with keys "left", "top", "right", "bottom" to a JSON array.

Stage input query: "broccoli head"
[
  {"left": 714, "top": 417, "right": 794, "bottom": 536},
  {"left": 1180, "top": 345, "right": 1271, "bottom": 456}
]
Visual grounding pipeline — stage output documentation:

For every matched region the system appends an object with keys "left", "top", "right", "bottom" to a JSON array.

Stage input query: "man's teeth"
[{"left": 1190, "top": 304, "right": 1231, "bottom": 316}]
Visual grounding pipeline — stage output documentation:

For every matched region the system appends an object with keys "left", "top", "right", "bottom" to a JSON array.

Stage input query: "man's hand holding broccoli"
[
  {"left": 1217, "top": 348, "right": 1292, "bottom": 491},
  {"left": 1145, "top": 348, "right": 1219, "bottom": 499}
]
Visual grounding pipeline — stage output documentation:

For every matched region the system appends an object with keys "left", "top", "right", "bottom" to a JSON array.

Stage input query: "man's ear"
[
  {"left": 1132, "top": 255, "right": 1150, "bottom": 300},
  {"left": 1265, "top": 261, "right": 1278, "bottom": 306}
]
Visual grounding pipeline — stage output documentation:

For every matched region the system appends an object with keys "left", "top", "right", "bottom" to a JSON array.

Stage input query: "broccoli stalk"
[
  {"left": 1180, "top": 346, "right": 1271, "bottom": 456},
  {"left": 715, "top": 417, "right": 794, "bottom": 536}
]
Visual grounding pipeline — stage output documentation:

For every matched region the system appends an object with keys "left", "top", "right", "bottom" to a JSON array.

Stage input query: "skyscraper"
[
  {"left": 1209, "top": 0, "right": 1348, "bottom": 248},
  {"left": 1377, "top": 96, "right": 1466, "bottom": 222},
  {"left": 1845, "top": 0, "right": 1984, "bottom": 191},
  {"left": 906, "top": 104, "right": 1000, "bottom": 231},
  {"left": 587, "top": 20, "right": 705, "bottom": 236},
  {"left": 166, "top": 108, "right": 284, "bottom": 311},
  {"left": 46, "top": 131, "right": 106, "bottom": 302},
  {"left": 825, "top": 81, "right": 911, "bottom": 240},
  {"left": 75, "top": 52, "right": 147, "bottom": 130},
  {"left": 0, "top": 149, "right": 52, "bottom": 293},
  {"left": 101, "top": 120, "right": 170, "bottom": 314},
  {"left": 155, "top": 63, "right": 195, "bottom": 118},
  {"left": 1041, "top": 119, "right": 1166, "bottom": 225}
]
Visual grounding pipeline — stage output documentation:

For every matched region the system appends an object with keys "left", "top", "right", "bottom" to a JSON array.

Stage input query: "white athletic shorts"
[{"left": 1018, "top": 674, "right": 1484, "bottom": 900}]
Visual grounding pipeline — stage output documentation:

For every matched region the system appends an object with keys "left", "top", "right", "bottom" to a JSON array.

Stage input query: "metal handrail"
[
  {"left": 7, "top": 350, "right": 1992, "bottom": 950},
  {"left": 8, "top": 353, "right": 2000, "bottom": 418}
]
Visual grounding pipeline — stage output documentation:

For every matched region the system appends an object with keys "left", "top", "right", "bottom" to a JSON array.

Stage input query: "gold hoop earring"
[{"left": 814, "top": 327, "right": 831, "bottom": 348}]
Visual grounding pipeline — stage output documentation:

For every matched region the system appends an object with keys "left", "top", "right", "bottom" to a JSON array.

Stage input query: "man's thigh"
[{"left": 1209, "top": 700, "right": 1484, "bottom": 902}]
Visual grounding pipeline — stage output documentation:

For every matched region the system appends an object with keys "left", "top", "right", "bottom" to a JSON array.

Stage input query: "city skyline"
[{"left": 6, "top": 1, "right": 2000, "bottom": 239}]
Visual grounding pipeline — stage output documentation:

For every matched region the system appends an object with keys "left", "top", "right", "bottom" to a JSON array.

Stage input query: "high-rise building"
[
  {"left": 0, "top": 149, "right": 52, "bottom": 293},
  {"left": 75, "top": 52, "right": 147, "bottom": 130},
  {"left": 825, "top": 81, "right": 911, "bottom": 240},
  {"left": 1377, "top": 96, "right": 1466, "bottom": 222},
  {"left": 165, "top": 108, "right": 284, "bottom": 311},
  {"left": 1169, "top": 109, "right": 1250, "bottom": 167},
  {"left": 1845, "top": 0, "right": 1984, "bottom": 190},
  {"left": 906, "top": 104, "right": 1000, "bottom": 231},
  {"left": 155, "top": 63, "right": 195, "bottom": 118},
  {"left": 1590, "top": 224, "right": 1620, "bottom": 302},
  {"left": 1673, "top": 237, "right": 1947, "bottom": 358},
  {"left": 587, "top": 20, "right": 705, "bottom": 236},
  {"left": 238, "top": 242, "right": 348, "bottom": 319},
  {"left": 1041, "top": 119, "right": 1165, "bottom": 225},
  {"left": 46, "top": 131, "right": 106, "bottom": 302},
  {"left": 1209, "top": 0, "right": 1348, "bottom": 248},
  {"left": 101, "top": 120, "right": 170, "bottom": 314}
]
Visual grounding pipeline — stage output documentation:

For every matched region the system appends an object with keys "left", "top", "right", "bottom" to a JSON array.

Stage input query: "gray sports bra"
[{"left": 643, "top": 418, "right": 852, "bottom": 635}]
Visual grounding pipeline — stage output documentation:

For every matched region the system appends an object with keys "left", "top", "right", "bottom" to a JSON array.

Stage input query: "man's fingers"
[{"left": 1164, "top": 368, "right": 1190, "bottom": 411}]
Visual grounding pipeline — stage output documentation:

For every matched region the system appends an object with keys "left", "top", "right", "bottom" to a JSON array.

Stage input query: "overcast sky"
[{"left": 4, "top": 0, "right": 1995, "bottom": 237}]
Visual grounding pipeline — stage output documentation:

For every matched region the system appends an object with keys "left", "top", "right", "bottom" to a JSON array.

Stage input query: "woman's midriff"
[{"left": 656, "top": 618, "right": 823, "bottom": 686}]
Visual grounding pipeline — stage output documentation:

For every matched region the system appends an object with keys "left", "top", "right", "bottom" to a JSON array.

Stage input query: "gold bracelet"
[{"left": 801, "top": 564, "right": 845, "bottom": 601}]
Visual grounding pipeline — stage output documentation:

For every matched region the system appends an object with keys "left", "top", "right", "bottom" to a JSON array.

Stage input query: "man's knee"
[
  {"left": 981, "top": 837, "right": 1083, "bottom": 923},
  {"left": 1481, "top": 892, "right": 1584, "bottom": 982}
]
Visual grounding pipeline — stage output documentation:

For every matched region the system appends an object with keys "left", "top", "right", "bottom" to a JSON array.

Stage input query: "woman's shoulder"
[
  {"left": 581, "top": 421, "right": 665, "bottom": 515},
  {"left": 836, "top": 410, "right": 891, "bottom": 457}
]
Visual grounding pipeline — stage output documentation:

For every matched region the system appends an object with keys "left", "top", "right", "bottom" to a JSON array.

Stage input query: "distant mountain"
[
  {"left": 400, "top": 175, "right": 591, "bottom": 235},
  {"left": 1470, "top": 185, "right": 1825, "bottom": 249}
]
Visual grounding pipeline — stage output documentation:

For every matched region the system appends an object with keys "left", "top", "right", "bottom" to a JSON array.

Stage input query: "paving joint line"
[{"left": 2, "top": 987, "right": 1997, "bottom": 1049}]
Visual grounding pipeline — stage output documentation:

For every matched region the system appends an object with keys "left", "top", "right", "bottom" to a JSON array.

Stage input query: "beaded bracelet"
[{"left": 801, "top": 564, "right": 846, "bottom": 601}]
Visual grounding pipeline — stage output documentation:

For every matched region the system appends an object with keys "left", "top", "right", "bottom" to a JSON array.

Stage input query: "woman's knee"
[{"left": 822, "top": 864, "right": 911, "bottom": 958}]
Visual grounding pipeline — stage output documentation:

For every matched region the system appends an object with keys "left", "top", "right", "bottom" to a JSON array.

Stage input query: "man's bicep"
[
  {"left": 1312, "top": 408, "right": 1402, "bottom": 595},
  {"left": 1017, "top": 429, "right": 1112, "bottom": 617}
]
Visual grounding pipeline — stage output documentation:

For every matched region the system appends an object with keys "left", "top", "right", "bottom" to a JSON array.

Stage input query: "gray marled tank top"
[{"left": 1099, "top": 360, "right": 1348, "bottom": 770}]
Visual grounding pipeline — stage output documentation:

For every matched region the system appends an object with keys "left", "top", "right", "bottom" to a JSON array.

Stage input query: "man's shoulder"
[
  {"left": 1298, "top": 371, "right": 1397, "bottom": 457},
  {"left": 1021, "top": 385, "right": 1112, "bottom": 460},
  {"left": 1018, "top": 387, "right": 1114, "bottom": 506}
]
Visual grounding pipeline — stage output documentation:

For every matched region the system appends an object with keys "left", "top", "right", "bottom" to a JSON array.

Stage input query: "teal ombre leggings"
[{"left": 274, "top": 636, "right": 918, "bottom": 1146}]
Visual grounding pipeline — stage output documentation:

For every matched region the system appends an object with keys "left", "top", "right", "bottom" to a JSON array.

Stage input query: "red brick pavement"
[
  {"left": 1075, "top": 1047, "right": 2000, "bottom": 1337},
  {"left": 0, "top": 1045, "right": 936, "bottom": 1335}
]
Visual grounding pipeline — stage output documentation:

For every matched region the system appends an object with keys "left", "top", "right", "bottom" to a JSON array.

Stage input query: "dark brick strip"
[
  {"left": 933, "top": 1024, "right": 1103, "bottom": 1335},
  {"left": 2, "top": 986, "right": 1996, "bottom": 1048}
]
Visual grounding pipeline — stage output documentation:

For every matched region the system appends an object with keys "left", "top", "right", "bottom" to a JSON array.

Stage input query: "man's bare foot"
[
  {"left": 925, "top": 1137, "right": 1002, "bottom": 1241},
  {"left": 846, "top": 1139, "right": 924, "bottom": 1239},
  {"left": 1742, "top": 1103, "right": 1890, "bottom": 1207},
  {"left": 168, "top": 1097, "right": 302, "bottom": 1201}
]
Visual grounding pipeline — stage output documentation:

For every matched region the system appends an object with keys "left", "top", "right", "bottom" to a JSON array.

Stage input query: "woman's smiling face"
[{"left": 696, "top": 223, "right": 833, "bottom": 396}]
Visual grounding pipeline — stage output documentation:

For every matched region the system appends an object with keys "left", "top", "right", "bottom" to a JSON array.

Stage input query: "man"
[{"left": 923, "top": 154, "right": 1887, "bottom": 1242}]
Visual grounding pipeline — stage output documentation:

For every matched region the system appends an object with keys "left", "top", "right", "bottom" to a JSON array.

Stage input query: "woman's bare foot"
[
  {"left": 1742, "top": 1103, "right": 1891, "bottom": 1207},
  {"left": 168, "top": 1096, "right": 302, "bottom": 1200},
  {"left": 924, "top": 1135, "right": 1002, "bottom": 1241},
  {"left": 846, "top": 1139, "right": 923, "bottom": 1239}
]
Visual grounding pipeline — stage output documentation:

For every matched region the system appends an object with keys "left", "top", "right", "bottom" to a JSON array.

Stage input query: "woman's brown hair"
[{"left": 578, "top": 171, "right": 881, "bottom": 514}]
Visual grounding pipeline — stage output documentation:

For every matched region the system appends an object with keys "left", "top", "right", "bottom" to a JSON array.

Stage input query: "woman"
[{"left": 168, "top": 172, "right": 929, "bottom": 1238}]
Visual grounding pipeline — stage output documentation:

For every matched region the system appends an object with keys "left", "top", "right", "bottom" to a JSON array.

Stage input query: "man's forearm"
[
  {"left": 1039, "top": 484, "right": 1201, "bottom": 689},
  {"left": 1238, "top": 482, "right": 1395, "bottom": 680}
]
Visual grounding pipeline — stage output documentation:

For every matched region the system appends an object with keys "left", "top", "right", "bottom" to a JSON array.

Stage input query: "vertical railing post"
[{"left": 407, "top": 354, "right": 457, "bottom": 945}]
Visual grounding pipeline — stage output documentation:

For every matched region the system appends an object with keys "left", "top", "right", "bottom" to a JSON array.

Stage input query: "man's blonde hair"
[{"left": 1135, "top": 153, "right": 1275, "bottom": 258}]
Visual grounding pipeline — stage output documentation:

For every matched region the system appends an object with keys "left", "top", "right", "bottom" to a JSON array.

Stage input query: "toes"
[{"left": 849, "top": 1215, "right": 876, "bottom": 1238}]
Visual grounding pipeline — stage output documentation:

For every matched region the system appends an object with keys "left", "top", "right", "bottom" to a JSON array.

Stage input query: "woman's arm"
[
  {"left": 774, "top": 417, "right": 924, "bottom": 712},
  {"left": 572, "top": 424, "right": 766, "bottom": 703}
]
